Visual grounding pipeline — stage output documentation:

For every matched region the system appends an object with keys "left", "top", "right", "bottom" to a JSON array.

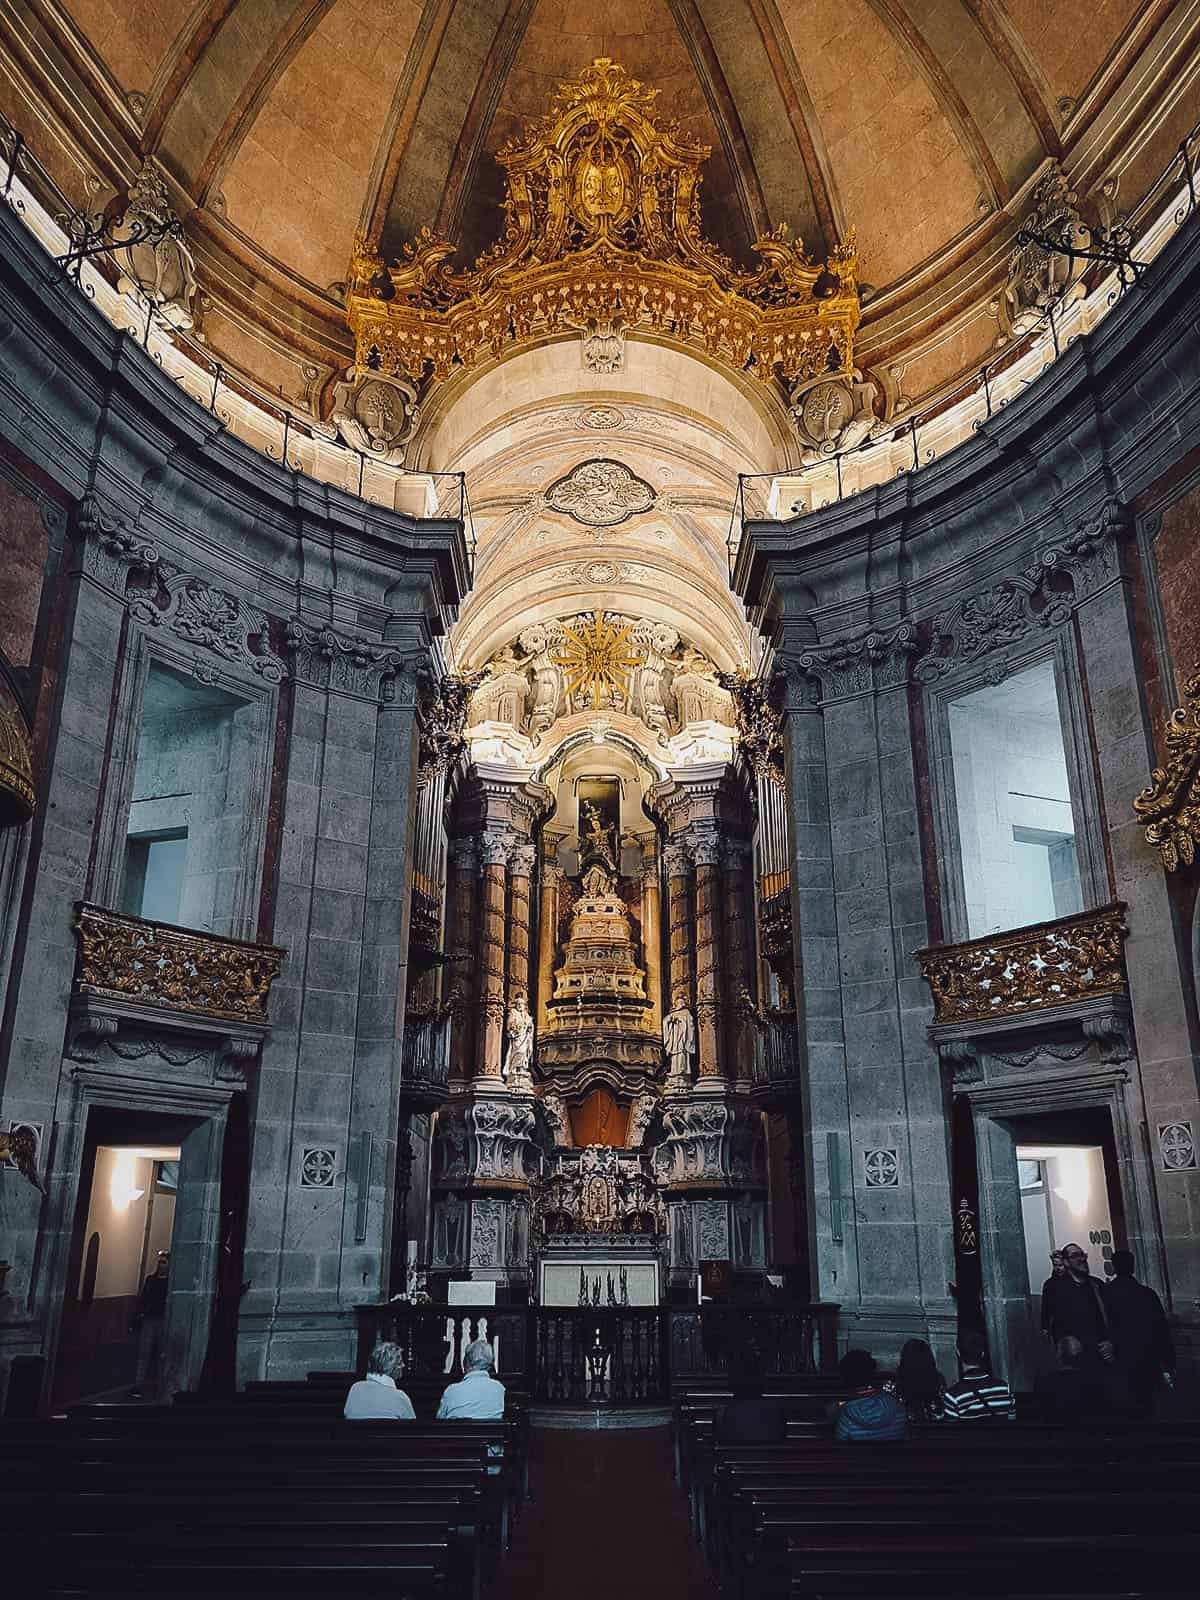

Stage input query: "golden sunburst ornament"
[{"left": 552, "top": 611, "right": 645, "bottom": 710}]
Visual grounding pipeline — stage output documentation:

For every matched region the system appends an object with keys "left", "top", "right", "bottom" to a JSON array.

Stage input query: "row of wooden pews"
[
  {"left": 675, "top": 1379, "right": 1200, "bottom": 1598},
  {"left": 4, "top": 1372, "right": 530, "bottom": 1599}
]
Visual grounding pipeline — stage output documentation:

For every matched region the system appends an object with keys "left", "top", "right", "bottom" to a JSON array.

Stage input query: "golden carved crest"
[
  {"left": 346, "top": 58, "right": 858, "bottom": 388},
  {"left": 1133, "top": 669, "right": 1200, "bottom": 870}
]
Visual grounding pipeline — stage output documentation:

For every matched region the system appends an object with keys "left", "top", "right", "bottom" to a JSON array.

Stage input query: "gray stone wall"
[
  {"left": 737, "top": 210, "right": 1200, "bottom": 1375},
  {"left": 0, "top": 200, "right": 468, "bottom": 1403}
]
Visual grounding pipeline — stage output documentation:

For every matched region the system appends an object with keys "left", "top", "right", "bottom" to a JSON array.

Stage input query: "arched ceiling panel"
[
  {"left": 220, "top": 0, "right": 423, "bottom": 287},
  {"left": 776, "top": 0, "right": 983, "bottom": 284},
  {"left": 1001, "top": 0, "right": 1145, "bottom": 104},
  {"left": 61, "top": 0, "right": 197, "bottom": 97}
]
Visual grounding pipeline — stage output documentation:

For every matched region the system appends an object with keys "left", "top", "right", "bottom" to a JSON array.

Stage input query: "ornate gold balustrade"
[
  {"left": 73, "top": 904, "right": 283, "bottom": 1023},
  {"left": 916, "top": 904, "right": 1128, "bottom": 1027}
]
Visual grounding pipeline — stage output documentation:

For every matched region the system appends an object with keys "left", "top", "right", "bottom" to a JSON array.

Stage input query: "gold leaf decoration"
[
  {"left": 916, "top": 906, "right": 1128, "bottom": 1026},
  {"left": 1133, "top": 669, "right": 1200, "bottom": 871},
  {"left": 73, "top": 904, "right": 284, "bottom": 1025},
  {"left": 345, "top": 57, "right": 858, "bottom": 390},
  {"left": 551, "top": 610, "right": 645, "bottom": 710},
  {"left": 0, "top": 681, "right": 35, "bottom": 828}
]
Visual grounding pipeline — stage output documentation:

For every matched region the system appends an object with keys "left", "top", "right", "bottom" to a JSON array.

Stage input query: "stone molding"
[
  {"left": 285, "top": 619, "right": 421, "bottom": 704},
  {"left": 797, "top": 623, "right": 919, "bottom": 700}
]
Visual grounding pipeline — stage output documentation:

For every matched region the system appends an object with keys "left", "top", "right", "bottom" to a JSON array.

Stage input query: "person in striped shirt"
[{"left": 942, "top": 1330, "right": 1017, "bottom": 1422}]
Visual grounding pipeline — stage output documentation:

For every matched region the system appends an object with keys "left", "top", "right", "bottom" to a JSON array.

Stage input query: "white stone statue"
[
  {"left": 519, "top": 625, "right": 562, "bottom": 734},
  {"left": 663, "top": 1005, "right": 696, "bottom": 1085},
  {"left": 625, "top": 1091, "right": 658, "bottom": 1149},
  {"left": 503, "top": 997, "right": 535, "bottom": 1085}
]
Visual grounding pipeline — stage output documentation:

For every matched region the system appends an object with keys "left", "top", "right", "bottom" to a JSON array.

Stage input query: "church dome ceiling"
[{"left": 3, "top": 0, "right": 1195, "bottom": 417}]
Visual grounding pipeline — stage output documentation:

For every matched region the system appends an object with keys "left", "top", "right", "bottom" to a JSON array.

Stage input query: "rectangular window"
[
  {"left": 121, "top": 662, "right": 256, "bottom": 936},
  {"left": 947, "top": 659, "right": 1082, "bottom": 937}
]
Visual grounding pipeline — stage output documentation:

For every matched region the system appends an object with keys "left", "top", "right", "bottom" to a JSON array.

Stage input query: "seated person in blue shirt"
[
  {"left": 437, "top": 1338, "right": 506, "bottom": 1420},
  {"left": 344, "top": 1340, "right": 416, "bottom": 1420}
]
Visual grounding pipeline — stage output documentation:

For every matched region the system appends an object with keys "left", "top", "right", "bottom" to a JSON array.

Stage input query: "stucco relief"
[{"left": 545, "top": 459, "right": 656, "bottom": 527}]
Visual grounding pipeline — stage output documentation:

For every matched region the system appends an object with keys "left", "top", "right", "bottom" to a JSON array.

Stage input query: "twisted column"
[
  {"left": 476, "top": 831, "right": 509, "bottom": 1079},
  {"left": 690, "top": 829, "right": 724, "bottom": 1079},
  {"left": 663, "top": 839, "right": 694, "bottom": 1019},
  {"left": 722, "top": 838, "right": 756, "bottom": 1085},
  {"left": 506, "top": 841, "right": 536, "bottom": 1006},
  {"left": 445, "top": 836, "right": 479, "bottom": 1086},
  {"left": 536, "top": 835, "right": 566, "bottom": 1032},
  {"left": 639, "top": 839, "right": 663, "bottom": 1035}
]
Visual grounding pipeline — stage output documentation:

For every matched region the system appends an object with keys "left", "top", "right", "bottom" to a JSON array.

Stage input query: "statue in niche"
[
  {"left": 581, "top": 799, "right": 616, "bottom": 864},
  {"left": 581, "top": 859, "right": 617, "bottom": 898},
  {"left": 625, "top": 1091, "right": 658, "bottom": 1150},
  {"left": 503, "top": 997, "right": 535, "bottom": 1085},
  {"left": 541, "top": 1091, "right": 572, "bottom": 1149},
  {"left": 663, "top": 1004, "right": 697, "bottom": 1085}
]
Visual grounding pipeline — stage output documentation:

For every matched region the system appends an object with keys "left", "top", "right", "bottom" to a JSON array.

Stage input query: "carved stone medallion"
[{"left": 546, "top": 459, "right": 655, "bottom": 527}]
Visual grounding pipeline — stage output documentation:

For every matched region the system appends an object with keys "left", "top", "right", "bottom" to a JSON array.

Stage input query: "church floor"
[{"left": 488, "top": 1425, "right": 718, "bottom": 1600}]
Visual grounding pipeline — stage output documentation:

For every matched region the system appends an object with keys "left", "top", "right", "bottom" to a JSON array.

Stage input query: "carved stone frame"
[
  {"left": 925, "top": 630, "right": 1109, "bottom": 943},
  {"left": 91, "top": 627, "right": 278, "bottom": 941},
  {"left": 42, "top": 1067, "right": 233, "bottom": 1403},
  {"left": 968, "top": 1063, "right": 1164, "bottom": 1390}
]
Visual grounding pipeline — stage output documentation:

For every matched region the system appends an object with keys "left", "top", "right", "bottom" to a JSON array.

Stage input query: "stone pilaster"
[
  {"left": 444, "top": 836, "right": 479, "bottom": 1089},
  {"left": 721, "top": 837, "right": 756, "bottom": 1087}
]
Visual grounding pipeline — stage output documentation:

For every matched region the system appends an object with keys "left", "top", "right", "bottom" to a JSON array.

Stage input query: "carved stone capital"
[
  {"left": 687, "top": 830, "right": 722, "bottom": 869},
  {"left": 662, "top": 841, "right": 691, "bottom": 877},
  {"left": 286, "top": 619, "right": 421, "bottom": 703},
  {"left": 799, "top": 623, "right": 918, "bottom": 700},
  {"left": 449, "top": 837, "right": 479, "bottom": 873},
  {"left": 479, "top": 831, "right": 511, "bottom": 869},
  {"left": 508, "top": 842, "right": 537, "bottom": 877},
  {"left": 71, "top": 493, "right": 161, "bottom": 592},
  {"left": 435, "top": 1095, "right": 540, "bottom": 1187}
]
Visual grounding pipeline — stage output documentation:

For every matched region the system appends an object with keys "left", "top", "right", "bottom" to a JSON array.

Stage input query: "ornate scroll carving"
[
  {"left": 0, "top": 679, "right": 35, "bottom": 827},
  {"left": 915, "top": 905, "right": 1128, "bottom": 1026},
  {"left": 1134, "top": 669, "right": 1200, "bottom": 871},
  {"left": 101, "top": 158, "right": 197, "bottom": 329},
  {"left": 345, "top": 58, "right": 859, "bottom": 392},
  {"left": 72, "top": 493, "right": 161, "bottom": 590},
  {"left": 1000, "top": 164, "right": 1090, "bottom": 339},
  {"left": 286, "top": 620, "right": 418, "bottom": 703},
  {"left": 419, "top": 669, "right": 486, "bottom": 784},
  {"left": 73, "top": 904, "right": 284, "bottom": 1025},
  {"left": 545, "top": 460, "right": 655, "bottom": 527},
  {"left": 328, "top": 368, "right": 420, "bottom": 465},
  {"left": 717, "top": 670, "right": 784, "bottom": 786},
  {"left": 132, "top": 573, "right": 285, "bottom": 684}
]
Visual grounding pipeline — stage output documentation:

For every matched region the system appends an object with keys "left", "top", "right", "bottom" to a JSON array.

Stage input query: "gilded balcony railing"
[
  {"left": 915, "top": 904, "right": 1128, "bottom": 1026},
  {"left": 72, "top": 903, "right": 284, "bottom": 1025}
]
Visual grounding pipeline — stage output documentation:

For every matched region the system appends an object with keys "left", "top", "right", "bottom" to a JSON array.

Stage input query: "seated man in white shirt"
[
  {"left": 344, "top": 1340, "right": 416, "bottom": 1420},
  {"left": 436, "top": 1338, "right": 506, "bottom": 1420}
]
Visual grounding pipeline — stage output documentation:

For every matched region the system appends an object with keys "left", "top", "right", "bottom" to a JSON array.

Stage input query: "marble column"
[
  {"left": 535, "top": 836, "right": 566, "bottom": 1033},
  {"left": 506, "top": 841, "right": 536, "bottom": 1006},
  {"left": 721, "top": 837, "right": 756, "bottom": 1086},
  {"left": 639, "top": 839, "right": 664, "bottom": 1035},
  {"left": 663, "top": 838, "right": 694, "bottom": 1017},
  {"left": 476, "top": 831, "right": 509, "bottom": 1080},
  {"left": 690, "top": 829, "right": 724, "bottom": 1080},
  {"left": 445, "top": 836, "right": 479, "bottom": 1087}
]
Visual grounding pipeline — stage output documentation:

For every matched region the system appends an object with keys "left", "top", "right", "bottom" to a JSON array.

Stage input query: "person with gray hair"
[
  {"left": 344, "top": 1341, "right": 416, "bottom": 1420},
  {"left": 436, "top": 1338, "right": 506, "bottom": 1420}
]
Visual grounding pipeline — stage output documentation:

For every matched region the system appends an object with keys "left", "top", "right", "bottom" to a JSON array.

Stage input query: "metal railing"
[
  {"left": 0, "top": 117, "right": 475, "bottom": 585},
  {"left": 728, "top": 122, "right": 1200, "bottom": 574}
]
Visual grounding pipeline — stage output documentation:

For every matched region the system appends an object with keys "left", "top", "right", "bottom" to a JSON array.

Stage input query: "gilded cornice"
[{"left": 345, "top": 59, "right": 859, "bottom": 392}]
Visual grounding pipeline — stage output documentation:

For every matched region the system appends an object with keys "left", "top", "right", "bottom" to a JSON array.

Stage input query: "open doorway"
[{"left": 54, "top": 1105, "right": 213, "bottom": 1407}]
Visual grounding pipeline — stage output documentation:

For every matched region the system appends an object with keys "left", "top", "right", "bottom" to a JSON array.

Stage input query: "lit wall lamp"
[{"left": 110, "top": 1150, "right": 145, "bottom": 1211}]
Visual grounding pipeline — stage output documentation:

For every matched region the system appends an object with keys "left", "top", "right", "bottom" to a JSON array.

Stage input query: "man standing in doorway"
[
  {"left": 131, "top": 1250, "right": 169, "bottom": 1400},
  {"left": 1103, "top": 1249, "right": 1175, "bottom": 1412},
  {"left": 1050, "top": 1242, "right": 1114, "bottom": 1372}
]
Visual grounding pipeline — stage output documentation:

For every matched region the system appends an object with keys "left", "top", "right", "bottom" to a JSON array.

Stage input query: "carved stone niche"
[
  {"left": 788, "top": 371, "right": 878, "bottom": 466},
  {"left": 328, "top": 367, "right": 420, "bottom": 466},
  {"left": 932, "top": 992, "right": 1135, "bottom": 1093}
]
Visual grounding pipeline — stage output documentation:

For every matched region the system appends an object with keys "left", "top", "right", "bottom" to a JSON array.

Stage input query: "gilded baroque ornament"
[
  {"left": 546, "top": 459, "right": 655, "bottom": 527},
  {"left": 915, "top": 905, "right": 1128, "bottom": 1026},
  {"left": 72, "top": 904, "right": 284, "bottom": 1026},
  {"left": 344, "top": 58, "right": 858, "bottom": 391},
  {"left": 0, "top": 678, "right": 36, "bottom": 827},
  {"left": 1133, "top": 668, "right": 1200, "bottom": 870},
  {"left": 551, "top": 611, "right": 645, "bottom": 711}
]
